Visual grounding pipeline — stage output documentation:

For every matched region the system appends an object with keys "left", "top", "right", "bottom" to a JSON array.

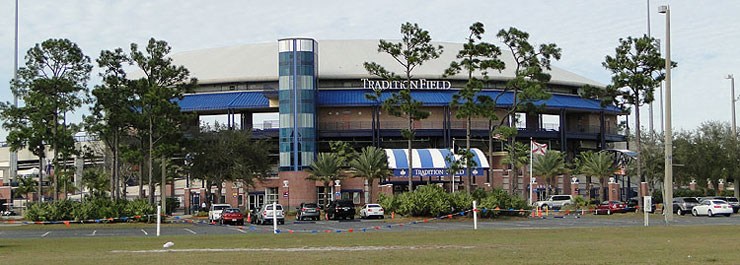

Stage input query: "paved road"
[{"left": 1, "top": 214, "right": 739, "bottom": 239}]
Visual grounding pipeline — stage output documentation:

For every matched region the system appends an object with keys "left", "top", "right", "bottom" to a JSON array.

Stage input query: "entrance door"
[{"left": 249, "top": 194, "right": 265, "bottom": 211}]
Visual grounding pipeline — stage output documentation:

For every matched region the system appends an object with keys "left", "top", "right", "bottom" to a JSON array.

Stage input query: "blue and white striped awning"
[{"left": 384, "top": 148, "right": 489, "bottom": 177}]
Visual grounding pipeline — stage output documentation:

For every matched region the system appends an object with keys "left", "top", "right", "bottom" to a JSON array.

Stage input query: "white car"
[
  {"left": 359, "top": 204, "right": 385, "bottom": 219},
  {"left": 535, "top": 195, "right": 573, "bottom": 209},
  {"left": 208, "top": 204, "right": 231, "bottom": 222},
  {"left": 692, "top": 200, "right": 733, "bottom": 217}
]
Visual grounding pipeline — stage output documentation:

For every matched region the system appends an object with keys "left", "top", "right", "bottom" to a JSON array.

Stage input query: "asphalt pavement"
[{"left": 1, "top": 214, "right": 739, "bottom": 239}]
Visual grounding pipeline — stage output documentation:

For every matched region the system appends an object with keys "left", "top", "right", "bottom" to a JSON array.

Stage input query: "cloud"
[{"left": 1, "top": 0, "right": 739, "bottom": 140}]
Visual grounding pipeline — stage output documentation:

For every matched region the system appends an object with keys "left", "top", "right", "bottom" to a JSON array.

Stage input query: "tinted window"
[
  {"left": 553, "top": 196, "right": 570, "bottom": 201},
  {"left": 367, "top": 204, "right": 381, "bottom": 208},
  {"left": 338, "top": 201, "right": 354, "bottom": 207},
  {"left": 726, "top": 197, "right": 739, "bottom": 202},
  {"left": 266, "top": 205, "right": 283, "bottom": 210},
  {"left": 304, "top": 203, "right": 318, "bottom": 208},
  {"left": 224, "top": 208, "right": 240, "bottom": 213},
  {"left": 712, "top": 201, "right": 727, "bottom": 205},
  {"left": 214, "top": 205, "right": 229, "bottom": 210},
  {"left": 683, "top": 198, "right": 699, "bottom": 203}
]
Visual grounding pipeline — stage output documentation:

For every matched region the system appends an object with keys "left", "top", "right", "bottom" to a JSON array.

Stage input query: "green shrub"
[
  {"left": 24, "top": 198, "right": 156, "bottom": 222},
  {"left": 378, "top": 186, "right": 529, "bottom": 218},
  {"left": 194, "top": 211, "right": 209, "bottom": 217}
]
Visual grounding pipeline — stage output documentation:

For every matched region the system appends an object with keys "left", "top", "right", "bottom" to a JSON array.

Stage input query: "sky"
[{"left": 1, "top": 0, "right": 739, "bottom": 141}]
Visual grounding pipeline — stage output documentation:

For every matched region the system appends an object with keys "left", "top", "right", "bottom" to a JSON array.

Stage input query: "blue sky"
[{"left": 1, "top": 0, "right": 739, "bottom": 140}]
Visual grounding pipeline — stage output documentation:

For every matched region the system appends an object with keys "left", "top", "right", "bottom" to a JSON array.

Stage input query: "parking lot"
[{"left": 2, "top": 213, "right": 739, "bottom": 239}]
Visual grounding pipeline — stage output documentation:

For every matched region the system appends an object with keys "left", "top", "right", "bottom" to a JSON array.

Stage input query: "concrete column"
[
  {"left": 718, "top": 179, "right": 725, "bottom": 194},
  {"left": 334, "top": 180, "right": 342, "bottom": 201},
  {"left": 689, "top": 179, "right": 696, "bottom": 191},
  {"left": 570, "top": 177, "right": 579, "bottom": 196},
  {"left": 608, "top": 178, "right": 619, "bottom": 201},
  {"left": 707, "top": 179, "right": 714, "bottom": 190},
  {"left": 640, "top": 182, "right": 649, "bottom": 197}
]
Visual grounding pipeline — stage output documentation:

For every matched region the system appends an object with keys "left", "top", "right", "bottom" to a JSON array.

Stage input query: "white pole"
[
  {"left": 660, "top": 4, "right": 674, "bottom": 223},
  {"left": 473, "top": 200, "right": 478, "bottom": 230},
  {"left": 529, "top": 138, "right": 533, "bottom": 206},
  {"left": 156, "top": 205, "right": 161, "bottom": 237},
  {"left": 272, "top": 201, "right": 277, "bottom": 234},
  {"left": 9, "top": 0, "right": 19, "bottom": 180}
]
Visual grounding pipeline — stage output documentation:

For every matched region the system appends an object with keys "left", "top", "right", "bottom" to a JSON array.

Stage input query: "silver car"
[
  {"left": 254, "top": 204, "right": 285, "bottom": 225},
  {"left": 672, "top": 197, "right": 699, "bottom": 215}
]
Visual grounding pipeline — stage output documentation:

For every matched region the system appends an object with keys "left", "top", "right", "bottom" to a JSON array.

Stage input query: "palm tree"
[
  {"left": 532, "top": 150, "right": 568, "bottom": 197},
  {"left": 350, "top": 146, "right": 391, "bottom": 203},
  {"left": 82, "top": 168, "right": 110, "bottom": 198},
  {"left": 500, "top": 142, "right": 529, "bottom": 196},
  {"left": 306, "top": 153, "right": 343, "bottom": 206},
  {"left": 575, "top": 151, "right": 617, "bottom": 202},
  {"left": 16, "top": 176, "right": 38, "bottom": 206}
]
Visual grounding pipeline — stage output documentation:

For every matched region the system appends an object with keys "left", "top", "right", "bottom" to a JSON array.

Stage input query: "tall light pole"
[
  {"left": 647, "top": 0, "right": 655, "bottom": 135},
  {"left": 9, "top": 0, "right": 19, "bottom": 181},
  {"left": 658, "top": 5, "right": 673, "bottom": 223},
  {"left": 728, "top": 74, "right": 738, "bottom": 198}
]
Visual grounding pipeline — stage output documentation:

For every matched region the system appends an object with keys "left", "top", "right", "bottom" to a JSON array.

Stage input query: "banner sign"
[
  {"left": 392, "top": 168, "right": 485, "bottom": 177},
  {"left": 361, "top": 78, "right": 452, "bottom": 90}
]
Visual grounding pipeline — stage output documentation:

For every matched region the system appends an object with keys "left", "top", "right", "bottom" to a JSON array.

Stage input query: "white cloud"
[{"left": 1, "top": 0, "right": 739, "bottom": 141}]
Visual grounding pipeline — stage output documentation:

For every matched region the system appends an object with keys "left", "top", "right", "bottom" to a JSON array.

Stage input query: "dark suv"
[
  {"left": 296, "top": 202, "right": 321, "bottom": 221},
  {"left": 672, "top": 197, "right": 699, "bottom": 215},
  {"left": 325, "top": 200, "right": 356, "bottom": 220}
]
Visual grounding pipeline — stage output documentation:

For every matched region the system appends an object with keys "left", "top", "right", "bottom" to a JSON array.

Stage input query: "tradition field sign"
[{"left": 1, "top": 225, "right": 738, "bottom": 264}]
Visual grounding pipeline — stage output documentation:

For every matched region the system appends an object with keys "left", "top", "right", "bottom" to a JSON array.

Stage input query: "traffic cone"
[{"left": 391, "top": 212, "right": 395, "bottom": 219}]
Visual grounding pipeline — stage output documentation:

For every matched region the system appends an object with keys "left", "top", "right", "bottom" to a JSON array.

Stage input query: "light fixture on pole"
[
  {"left": 658, "top": 4, "right": 674, "bottom": 223},
  {"left": 728, "top": 74, "right": 738, "bottom": 198}
]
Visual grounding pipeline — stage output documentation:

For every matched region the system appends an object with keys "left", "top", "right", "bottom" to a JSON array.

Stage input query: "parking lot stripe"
[
  {"left": 184, "top": 228, "right": 197, "bottom": 234},
  {"left": 141, "top": 229, "right": 148, "bottom": 236},
  {"left": 41, "top": 231, "right": 51, "bottom": 238},
  {"left": 92, "top": 230, "right": 97, "bottom": 236},
  {"left": 231, "top": 228, "right": 247, "bottom": 233}
]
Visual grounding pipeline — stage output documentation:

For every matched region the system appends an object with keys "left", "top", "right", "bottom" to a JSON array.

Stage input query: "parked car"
[
  {"left": 253, "top": 203, "right": 285, "bottom": 225},
  {"left": 595, "top": 201, "right": 627, "bottom": 215},
  {"left": 535, "top": 195, "right": 573, "bottom": 210},
  {"left": 723, "top": 197, "right": 740, "bottom": 213},
  {"left": 359, "top": 204, "right": 385, "bottom": 219},
  {"left": 296, "top": 202, "right": 321, "bottom": 221},
  {"left": 703, "top": 197, "right": 740, "bottom": 213},
  {"left": 325, "top": 200, "right": 356, "bottom": 220},
  {"left": 220, "top": 208, "right": 244, "bottom": 225},
  {"left": 208, "top": 204, "right": 231, "bottom": 222},
  {"left": 691, "top": 200, "right": 733, "bottom": 217},
  {"left": 626, "top": 198, "right": 656, "bottom": 213},
  {"left": 672, "top": 197, "right": 700, "bottom": 216}
]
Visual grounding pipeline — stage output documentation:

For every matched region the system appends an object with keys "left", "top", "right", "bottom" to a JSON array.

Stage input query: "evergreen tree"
[{"left": 364, "top": 22, "right": 443, "bottom": 192}]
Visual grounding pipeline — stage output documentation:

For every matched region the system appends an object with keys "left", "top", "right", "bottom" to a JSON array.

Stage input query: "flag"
[{"left": 532, "top": 141, "right": 547, "bottom": 155}]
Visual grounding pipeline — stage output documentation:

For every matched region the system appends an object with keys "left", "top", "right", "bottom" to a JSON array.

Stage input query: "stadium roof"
[
  {"left": 177, "top": 90, "right": 621, "bottom": 113},
  {"left": 167, "top": 40, "right": 604, "bottom": 87}
]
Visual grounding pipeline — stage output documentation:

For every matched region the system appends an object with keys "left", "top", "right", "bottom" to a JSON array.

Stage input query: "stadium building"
[{"left": 166, "top": 38, "right": 625, "bottom": 212}]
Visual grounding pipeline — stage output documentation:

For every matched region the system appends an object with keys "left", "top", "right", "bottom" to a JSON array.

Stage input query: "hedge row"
[
  {"left": 377, "top": 185, "right": 530, "bottom": 217},
  {"left": 24, "top": 198, "right": 156, "bottom": 222}
]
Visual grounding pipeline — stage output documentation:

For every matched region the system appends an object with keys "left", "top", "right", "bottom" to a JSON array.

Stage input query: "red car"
[
  {"left": 220, "top": 208, "right": 244, "bottom": 225},
  {"left": 595, "top": 201, "right": 627, "bottom": 215}
]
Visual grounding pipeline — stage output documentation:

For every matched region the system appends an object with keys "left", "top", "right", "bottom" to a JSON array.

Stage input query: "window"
[
  {"left": 238, "top": 195, "right": 244, "bottom": 206},
  {"left": 266, "top": 187, "right": 279, "bottom": 204},
  {"left": 317, "top": 187, "right": 326, "bottom": 206},
  {"left": 341, "top": 192, "right": 361, "bottom": 204}
]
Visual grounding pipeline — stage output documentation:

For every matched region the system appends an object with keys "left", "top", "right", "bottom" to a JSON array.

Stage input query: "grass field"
[{"left": 1, "top": 225, "right": 738, "bottom": 264}]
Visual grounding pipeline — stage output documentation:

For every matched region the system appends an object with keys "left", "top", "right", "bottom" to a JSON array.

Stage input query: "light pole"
[
  {"left": 728, "top": 74, "right": 738, "bottom": 198},
  {"left": 9, "top": 0, "right": 19, "bottom": 182},
  {"left": 658, "top": 5, "right": 673, "bottom": 223}
]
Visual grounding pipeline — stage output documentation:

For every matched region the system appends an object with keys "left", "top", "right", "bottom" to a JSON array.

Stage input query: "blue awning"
[
  {"left": 385, "top": 148, "right": 489, "bottom": 177},
  {"left": 318, "top": 89, "right": 621, "bottom": 113},
  {"left": 176, "top": 91, "right": 270, "bottom": 112}
]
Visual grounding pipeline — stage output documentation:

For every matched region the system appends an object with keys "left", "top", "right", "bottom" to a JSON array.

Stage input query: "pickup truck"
[
  {"left": 208, "top": 204, "right": 231, "bottom": 222},
  {"left": 535, "top": 195, "right": 573, "bottom": 210}
]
